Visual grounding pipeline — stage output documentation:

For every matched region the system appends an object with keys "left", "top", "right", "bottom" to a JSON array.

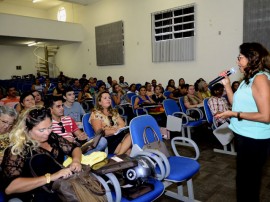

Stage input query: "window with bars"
[
  {"left": 154, "top": 6, "right": 195, "bottom": 41},
  {"left": 152, "top": 4, "right": 195, "bottom": 62}
]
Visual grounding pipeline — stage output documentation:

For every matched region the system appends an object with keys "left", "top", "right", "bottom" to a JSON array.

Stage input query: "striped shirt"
[{"left": 52, "top": 116, "right": 79, "bottom": 141}]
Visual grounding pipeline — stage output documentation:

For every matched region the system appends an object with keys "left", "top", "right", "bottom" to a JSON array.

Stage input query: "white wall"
[
  {"left": 0, "top": 45, "right": 37, "bottom": 78},
  {"left": 56, "top": 0, "right": 244, "bottom": 85},
  {"left": 0, "top": 2, "right": 47, "bottom": 19},
  {"left": 0, "top": 0, "right": 244, "bottom": 86}
]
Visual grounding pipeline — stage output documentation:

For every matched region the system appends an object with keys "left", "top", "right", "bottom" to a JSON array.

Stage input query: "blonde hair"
[{"left": 9, "top": 106, "right": 49, "bottom": 156}]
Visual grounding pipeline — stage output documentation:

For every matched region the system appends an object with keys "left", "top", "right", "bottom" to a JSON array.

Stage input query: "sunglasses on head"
[
  {"left": 28, "top": 107, "right": 48, "bottom": 120},
  {"left": 58, "top": 122, "right": 66, "bottom": 133}
]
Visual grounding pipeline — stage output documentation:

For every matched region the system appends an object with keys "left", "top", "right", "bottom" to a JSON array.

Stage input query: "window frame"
[{"left": 57, "top": 7, "right": 67, "bottom": 22}]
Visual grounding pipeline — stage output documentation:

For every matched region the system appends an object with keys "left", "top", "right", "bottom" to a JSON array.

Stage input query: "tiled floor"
[{"left": 155, "top": 128, "right": 270, "bottom": 202}]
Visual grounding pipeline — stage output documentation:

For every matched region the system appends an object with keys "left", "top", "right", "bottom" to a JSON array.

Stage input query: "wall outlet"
[{"left": 16, "top": 66, "right": 22, "bottom": 70}]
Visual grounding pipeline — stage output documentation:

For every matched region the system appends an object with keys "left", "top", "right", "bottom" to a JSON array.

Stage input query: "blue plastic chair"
[
  {"left": 0, "top": 191, "right": 4, "bottom": 202},
  {"left": 163, "top": 99, "right": 203, "bottom": 140},
  {"left": 163, "top": 91, "right": 172, "bottom": 99},
  {"left": 82, "top": 113, "right": 95, "bottom": 138},
  {"left": 203, "top": 98, "right": 236, "bottom": 155},
  {"left": 130, "top": 95, "right": 148, "bottom": 116},
  {"left": 126, "top": 92, "right": 136, "bottom": 101},
  {"left": 135, "top": 83, "right": 142, "bottom": 91},
  {"left": 82, "top": 113, "right": 164, "bottom": 202},
  {"left": 130, "top": 115, "right": 200, "bottom": 201},
  {"left": 203, "top": 98, "right": 215, "bottom": 128},
  {"left": 179, "top": 96, "right": 204, "bottom": 120}
]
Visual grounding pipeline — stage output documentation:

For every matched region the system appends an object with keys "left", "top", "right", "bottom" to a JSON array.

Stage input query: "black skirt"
[{"left": 105, "top": 131, "right": 128, "bottom": 154}]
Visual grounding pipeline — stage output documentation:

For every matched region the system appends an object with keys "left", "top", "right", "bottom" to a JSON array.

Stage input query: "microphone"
[{"left": 208, "top": 67, "right": 237, "bottom": 87}]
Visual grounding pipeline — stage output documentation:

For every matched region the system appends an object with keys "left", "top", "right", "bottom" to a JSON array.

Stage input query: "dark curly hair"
[{"left": 240, "top": 42, "right": 270, "bottom": 84}]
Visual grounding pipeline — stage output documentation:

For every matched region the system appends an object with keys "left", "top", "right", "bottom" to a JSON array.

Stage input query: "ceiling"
[
  {"left": 0, "top": 36, "right": 80, "bottom": 46},
  {"left": 0, "top": 0, "right": 98, "bottom": 9},
  {"left": 0, "top": 0, "right": 98, "bottom": 46}
]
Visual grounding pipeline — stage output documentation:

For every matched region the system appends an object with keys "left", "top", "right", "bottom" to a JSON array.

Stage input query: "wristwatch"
[
  {"left": 237, "top": 112, "right": 242, "bottom": 121},
  {"left": 45, "top": 173, "right": 51, "bottom": 184}
]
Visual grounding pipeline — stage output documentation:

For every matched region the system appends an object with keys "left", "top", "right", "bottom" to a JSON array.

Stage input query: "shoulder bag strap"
[{"left": 143, "top": 126, "right": 160, "bottom": 145}]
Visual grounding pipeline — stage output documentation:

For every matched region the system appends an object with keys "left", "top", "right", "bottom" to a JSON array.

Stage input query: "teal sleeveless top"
[{"left": 229, "top": 72, "right": 270, "bottom": 139}]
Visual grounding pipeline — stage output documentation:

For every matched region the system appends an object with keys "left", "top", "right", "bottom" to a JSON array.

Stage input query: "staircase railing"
[{"left": 33, "top": 46, "right": 60, "bottom": 78}]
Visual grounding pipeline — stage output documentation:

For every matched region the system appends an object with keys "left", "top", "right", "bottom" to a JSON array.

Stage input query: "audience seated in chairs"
[
  {"left": 231, "top": 80, "right": 240, "bottom": 93},
  {"left": 0, "top": 86, "right": 20, "bottom": 108},
  {"left": 71, "top": 78, "right": 81, "bottom": 99},
  {"left": 165, "top": 79, "right": 177, "bottom": 92},
  {"left": 151, "top": 79, "right": 157, "bottom": 91},
  {"left": 105, "top": 76, "right": 113, "bottom": 93},
  {"left": 94, "top": 82, "right": 106, "bottom": 101},
  {"left": 184, "top": 85, "right": 204, "bottom": 109},
  {"left": 49, "top": 96, "right": 107, "bottom": 154},
  {"left": 77, "top": 83, "right": 93, "bottom": 103},
  {"left": 52, "top": 81, "right": 65, "bottom": 97},
  {"left": 16, "top": 91, "right": 36, "bottom": 114},
  {"left": 197, "top": 80, "right": 211, "bottom": 100},
  {"left": 88, "top": 77, "right": 97, "bottom": 96},
  {"left": 127, "top": 83, "right": 138, "bottom": 97},
  {"left": 151, "top": 85, "right": 166, "bottom": 104},
  {"left": 145, "top": 82, "right": 154, "bottom": 97},
  {"left": 178, "top": 77, "right": 185, "bottom": 88},
  {"left": 134, "top": 86, "right": 155, "bottom": 115},
  {"left": 0, "top": 106, "right": 18, "bottom": 165},
  {"left": 79, "top": 73, "right": 88, "bottom": 87},
  {"left": 111, "top": 84, "right": 128, "bottom": 105},
  {"left": 32, "top": 90, "right": 45, "bottom": 107},
  {"left": 63, "top": 87, "right": 86, "bottom": 127},
  {"left": 31, "top": 78, "right": 44, "bottom": 93},
  {"left": 77, "top": 84, "right": 94, "bottom": 113},
  {"left": 173, "top": 83, "right": 189, "bottom": 99},
  {"left": 134, "top": 86, "right": 166, "bottom": 127},
  {"left": 194, "top": 77, "right": 205, "bottom": 92},
  {"left": 118, "top": 76, "right": 129, "bottom": 92},
  {"left": 111, "top": 83, "right": 134, "bottom": 124},
  {"left": 208, "top": 83, "right": 231, "bottom": 127},
  {"left": 89, "top": 91, "right": 132, "bottom": 155},
  {"left": 42, "top": 78, "right": 55, "bottom": 98}
]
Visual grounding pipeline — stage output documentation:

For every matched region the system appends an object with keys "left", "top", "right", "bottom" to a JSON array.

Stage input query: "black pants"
[{"left": 234, "top": 133, "right": 270, "bottom": 202}]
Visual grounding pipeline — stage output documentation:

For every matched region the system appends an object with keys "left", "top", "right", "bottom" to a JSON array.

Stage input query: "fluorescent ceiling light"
[
  {"left": 28, "top": 42, "right": 38, "bottom": 46},
  {"left": 32, "top": 0, "right": 41, "bottom": 3}
]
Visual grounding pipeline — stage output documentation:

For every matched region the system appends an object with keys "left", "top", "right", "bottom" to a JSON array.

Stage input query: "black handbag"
[
  {"left": 91, "top": 154, "right": 138, "bottom": 175},
  {"left": 121, "top": 183, "right": 154, "bottom": 200}
]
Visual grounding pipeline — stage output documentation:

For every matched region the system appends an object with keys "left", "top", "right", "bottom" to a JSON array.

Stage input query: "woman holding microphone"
[{"left": 216, "top": 42, "right": 270, "bottom": 202}]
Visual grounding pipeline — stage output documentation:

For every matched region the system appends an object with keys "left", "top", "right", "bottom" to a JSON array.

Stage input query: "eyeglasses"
[
  {"left": 0, "top": 119, "right": 13, "bottom": 127},
  {"left": 237, "top": 55, "right": 245, "bottom": 61},
  {"left": 108, "top": 116, "right": 114, "bottom": 126},
  {"left": 58, "top": 122, "right": 66, "bottom": 133}
]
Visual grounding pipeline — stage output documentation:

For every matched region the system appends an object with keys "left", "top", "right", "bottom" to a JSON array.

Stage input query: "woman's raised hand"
[{"left": 219, "top": 70, "right": 231, "bottom": 86}]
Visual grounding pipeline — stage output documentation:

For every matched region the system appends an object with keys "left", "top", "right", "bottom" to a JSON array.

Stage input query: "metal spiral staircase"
[{"left": 34, "top": 45, "right": 60, "bottom": 78}]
